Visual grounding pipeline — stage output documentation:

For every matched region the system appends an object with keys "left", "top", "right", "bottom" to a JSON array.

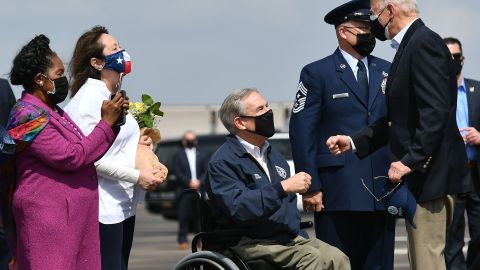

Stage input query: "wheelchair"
[{"left": 172, "top": 190, "right": 313, "bottom": 270}]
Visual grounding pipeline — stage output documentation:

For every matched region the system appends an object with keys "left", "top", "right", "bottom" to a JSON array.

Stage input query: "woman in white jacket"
[{"left": 65, "top": 25, "right": 164, "bottom": 270}]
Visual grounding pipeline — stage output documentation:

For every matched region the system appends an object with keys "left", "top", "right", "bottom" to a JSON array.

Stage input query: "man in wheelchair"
[{"left": 203, "top": 88, "right": 351, "bottom": 269}]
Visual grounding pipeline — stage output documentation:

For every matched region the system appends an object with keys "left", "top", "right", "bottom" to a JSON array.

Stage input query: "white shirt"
[
  {"left": 64, "top": 78, "right": 144, "bottom": 224},
  {"left": 391, "top": 18, "right": 419, "bottom": 50},
  {"left": 339, "top": 48, "right": 369, "bottom": 82},
  {"left": 185, "top": 147, "right": 197, "bottom": 180},
  {"left": 236, "top": 135, "right": 271, "bottom": 181}
]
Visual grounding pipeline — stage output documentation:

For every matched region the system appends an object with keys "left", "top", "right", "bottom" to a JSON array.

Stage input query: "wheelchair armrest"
[
  {"left": 300, "top": 221, "right": 313, "bottom": 229},
  {"left": 191, "top": 228, "right": 250, "bottom": 252}
]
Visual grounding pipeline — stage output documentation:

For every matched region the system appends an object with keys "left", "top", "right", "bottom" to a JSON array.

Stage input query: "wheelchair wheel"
[{"left": 173, "top": 251, "right": 242, "bottom": 270}]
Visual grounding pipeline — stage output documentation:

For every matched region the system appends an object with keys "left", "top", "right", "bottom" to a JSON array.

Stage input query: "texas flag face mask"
[{"left": 104, "top": 49, "right": 131, "bottom": 75}]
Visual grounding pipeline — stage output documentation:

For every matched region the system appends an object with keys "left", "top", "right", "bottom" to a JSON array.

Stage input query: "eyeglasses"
[
  {"left": 342, "top": 26, "right": 371, "bottom": 30},
  {"left": 452, "top": 53, "right": 463, "bottom": 60},
  {"left": 361, "top": 176, "right": 401, "bottom": 202},
  {"left": 370, "top": 6, "right": 388, "bottom": 21}
]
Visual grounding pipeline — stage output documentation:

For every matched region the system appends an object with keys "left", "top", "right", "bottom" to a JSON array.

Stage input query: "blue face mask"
[{"left": 104, "top": 49, "right": 131, "bottom": 75}]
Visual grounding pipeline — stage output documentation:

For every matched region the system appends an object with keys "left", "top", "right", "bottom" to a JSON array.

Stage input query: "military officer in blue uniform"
[
  {"left": 205, "top": 88, "right": 350, "bottom": 269},
  {"left": 289, "top": 1, "right": 394, "bottom": 269}
]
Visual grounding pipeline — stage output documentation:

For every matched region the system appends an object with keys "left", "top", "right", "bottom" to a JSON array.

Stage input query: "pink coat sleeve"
[{"left": 28, "top": 120, "right": 116, "bottom": 171}]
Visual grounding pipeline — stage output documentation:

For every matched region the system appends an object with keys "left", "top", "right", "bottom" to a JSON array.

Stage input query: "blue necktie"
[{"left": 357, "top": 60, "right": 369, "bottom": 104}]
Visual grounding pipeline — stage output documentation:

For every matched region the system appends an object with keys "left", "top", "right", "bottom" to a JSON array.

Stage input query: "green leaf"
[
  {"left": 143, "top": 113, "right": 153, "bottom": 128},
  {"left": 149, "top": 102, "right": 163, "bottom": 117},
  {"left": 142, "top": 94, "right": 154, "bottom": 106}
]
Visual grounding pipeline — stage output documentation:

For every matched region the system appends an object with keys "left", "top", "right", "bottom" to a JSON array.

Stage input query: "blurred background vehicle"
[{"left": 146, "top": 133, "right": 301, "bottom": 219}]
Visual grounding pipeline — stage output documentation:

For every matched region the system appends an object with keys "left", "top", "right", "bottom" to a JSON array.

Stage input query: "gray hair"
[
  {"left": 378, "top": 0, "right": 419, "bottom": 14},
  {"left": 219, "top": 88, "right": 259, "bottom": 134}
]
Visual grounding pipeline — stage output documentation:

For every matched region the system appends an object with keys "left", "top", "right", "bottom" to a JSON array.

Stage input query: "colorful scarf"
[{"left": 7, "top": 100, "right": 50, "bottom": 142}]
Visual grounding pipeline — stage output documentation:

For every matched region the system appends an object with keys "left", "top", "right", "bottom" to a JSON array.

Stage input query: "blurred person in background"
[
  {"left": 173, "top": 130, "right": 209, "bottom": 250},
  {"left": 64, "top": 26, "right": 164, "bottom": 270},
  {"left": 6, "top": 34, "right": 124, "bottom": 270},
  {"left": 443, "top": 36, "right": 480, "bottom": 270}
]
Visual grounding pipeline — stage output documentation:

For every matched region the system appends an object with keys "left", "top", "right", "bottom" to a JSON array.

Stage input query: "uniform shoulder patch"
[
  {"left": 275, "top": 166, "right": 287, "bottom": 179},
  {"left": 292, "top": 81, "right": 308, "bottom": 114}
]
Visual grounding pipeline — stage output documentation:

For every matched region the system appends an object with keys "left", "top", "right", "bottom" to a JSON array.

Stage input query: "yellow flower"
[{"left": 134, "top": 102, "right": 146, "bottom": 113}]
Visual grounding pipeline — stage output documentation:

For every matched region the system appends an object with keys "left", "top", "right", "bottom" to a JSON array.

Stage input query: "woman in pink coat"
[{"left": 6, "top": 35, "right": 127, "bottom": 270}]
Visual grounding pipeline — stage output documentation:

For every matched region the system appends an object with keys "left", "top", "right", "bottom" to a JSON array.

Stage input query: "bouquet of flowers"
[{"left": 130, "top": 94, "right": 168, "bottom": 181}]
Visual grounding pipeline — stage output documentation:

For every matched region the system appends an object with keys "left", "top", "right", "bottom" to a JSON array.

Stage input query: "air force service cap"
[{"left": 324, "top": 0, "right": 371, "bottom": 27}]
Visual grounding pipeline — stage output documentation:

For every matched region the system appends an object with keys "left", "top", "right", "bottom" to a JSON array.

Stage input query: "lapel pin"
[
  {"left": 470, "top": 86, "right": 475, "bottom": 93},
  {"left": 340, "top": 64, "right": 346, "bottom": 69}
]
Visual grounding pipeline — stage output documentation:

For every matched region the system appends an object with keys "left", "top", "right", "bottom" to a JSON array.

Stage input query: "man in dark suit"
[
  {"left": 0, "top": 78, "right": 15, "bottom": 270},
  {"left": 289, "top": 1, "right": 394, "bottom": 269},
  {"left": 0, "top": 79, "right": 15, "bottom": 127},
  {"left": 443, "top": 37, "right": 480, "bottom": 270},
  {"left": 173, "top": 130, "right": 209, "bottom": 250},
  {"left": 326, "top": 1, "right": 470, "bottom": 269}
]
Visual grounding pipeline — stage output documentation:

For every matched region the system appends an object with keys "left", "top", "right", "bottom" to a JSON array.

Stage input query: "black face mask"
[
  {"left": 452, "top": 55, "right": 463, "bottom": 75},
  {"left": 44, "top": 76, "right": 69, "bottom": 105},
  {"left": 370, "top": 7, "right": 392, "bottom": 41},
  {"left": 352, "top": 33, "right": 376, "bottom": 57},
  {"left": 241, "top": 109, "right": 275, "bottom": 138},
  {"left": 185, "top": 140, "right": 196, "bottom": 149}
]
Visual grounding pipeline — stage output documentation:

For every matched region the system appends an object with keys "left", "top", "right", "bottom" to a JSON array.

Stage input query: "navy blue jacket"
[
  {"left": 205, "top": 135, "right": 300, "bottom": 243},
  {"left": 290, "top": 49, "right": 391, "bottom": 211},
  {"left": 351, "top": 20, "right": 469, "bottom": 202}
]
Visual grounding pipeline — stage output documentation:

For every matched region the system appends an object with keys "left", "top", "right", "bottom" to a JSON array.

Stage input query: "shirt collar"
[
  {"left": 185, "top": 147, "right": 196, "bottom": 153},
  {"left": 391, "top": 18, "right": 419, "bottom": 50},
  {"left": 86, "top": 78, "right": 111, "bottom": 96},
  {"left": 235, "top": 135, "right": 269, "bottom": 158},
  {"left": 459, "top": 76, "right": 466, "bottom": 92},
  {"left": 339, "top": 48, "right": 368, "bottom": 73}
]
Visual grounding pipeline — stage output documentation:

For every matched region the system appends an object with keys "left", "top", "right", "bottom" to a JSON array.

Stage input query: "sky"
[{"left": 1, "top": 0, "right": 479, "bottom": 106}]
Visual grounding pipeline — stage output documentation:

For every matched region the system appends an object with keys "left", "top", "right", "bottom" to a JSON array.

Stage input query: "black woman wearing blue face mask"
[
  {"left": 5, "top": 34, "right": 125, "bottom": 270},
  {"left": 64, "top": 26, "right": 164, "bottom": 270}
]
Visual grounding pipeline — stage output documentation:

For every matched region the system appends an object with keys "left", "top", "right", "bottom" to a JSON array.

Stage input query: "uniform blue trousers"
[{"left": 314, "top": 211, "right": 395, "bottom": 270}]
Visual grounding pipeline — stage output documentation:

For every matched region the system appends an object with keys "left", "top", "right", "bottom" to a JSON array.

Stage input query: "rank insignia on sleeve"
[
  {"left": 275, "top": 166, "right": 287, "bottom": 179},
  {"left": 292, "top": 81, "right": 308, "bottom": 114}
]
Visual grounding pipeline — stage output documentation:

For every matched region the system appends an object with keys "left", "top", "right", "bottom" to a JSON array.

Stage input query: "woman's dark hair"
[
  {"left": 69, "top": 25, "right": 109, "bottom": 97},
  {"left": 10, "top": 34, "right": 56, "bottom": 91}
]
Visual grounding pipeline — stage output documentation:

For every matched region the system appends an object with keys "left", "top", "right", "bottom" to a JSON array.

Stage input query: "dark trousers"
[
  {"left": 314, "top": 211, "right": 396, "bottom": 270},
  {"left": 100, "top": 216, "right": 136, "bottom": 270},
  {"left": 0, "top": 230, "right": 10, "bottom": 270},
  {"left": 177, "top": 192, "right": 200, "bottom": 244},
  {"left": 446, "top": 167, "right": 480, "bottom": 270}
]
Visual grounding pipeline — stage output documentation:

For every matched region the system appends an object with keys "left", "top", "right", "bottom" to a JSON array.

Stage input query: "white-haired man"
[{"left": 326, "top": 0, "right": 470, "bottom": 269}]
